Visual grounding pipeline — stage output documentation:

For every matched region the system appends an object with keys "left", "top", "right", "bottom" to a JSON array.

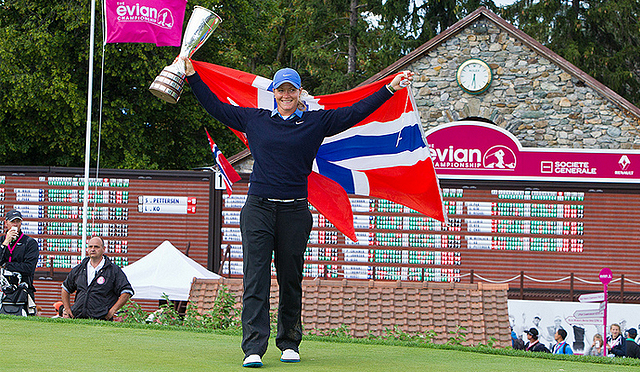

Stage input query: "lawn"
[{"left": 1, "top": 316, "right": 638, "bottom": 371}]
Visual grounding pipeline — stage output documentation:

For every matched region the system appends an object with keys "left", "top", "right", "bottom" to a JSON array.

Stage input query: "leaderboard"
[
  {"left": 8, "top": 176, "right": 132, "bottom": 269},
  {"left": 0, "top": 171, "right": 213, "bottom": 275},
  {"left": 219, "top": 181, "right": 638, "bottom": 285}
]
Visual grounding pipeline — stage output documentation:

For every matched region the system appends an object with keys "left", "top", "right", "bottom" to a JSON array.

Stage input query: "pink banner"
[
  {"left": 426, "top": 121, "right": 640, "bottom": 183},
  {"left": 105, "top": 0, "right": 187, "bottom": 46}
]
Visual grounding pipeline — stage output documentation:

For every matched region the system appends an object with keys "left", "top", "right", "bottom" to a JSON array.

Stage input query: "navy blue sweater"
[{"left": 188, "top": 72, "right": 393, "bottom": 199}]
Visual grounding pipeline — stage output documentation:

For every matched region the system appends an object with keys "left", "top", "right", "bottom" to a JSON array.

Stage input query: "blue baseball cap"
[{"left": 268, "top": 68, "right": 301, "bottom": 91}]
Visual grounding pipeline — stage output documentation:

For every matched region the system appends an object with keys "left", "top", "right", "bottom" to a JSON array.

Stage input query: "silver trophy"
[{"left": 149, "top": 6, "right": 222, "bottom": 103}]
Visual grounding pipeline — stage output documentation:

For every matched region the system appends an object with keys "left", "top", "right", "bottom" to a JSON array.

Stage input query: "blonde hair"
[
  {"left": 297, "top": 89, "right": 309, "bottom": 111},
  {"left": 593, "top": 333, "right": 603, "bottom": 342},
  {"left": 611, "top": 323, "right": 621, "bottom": 332}
]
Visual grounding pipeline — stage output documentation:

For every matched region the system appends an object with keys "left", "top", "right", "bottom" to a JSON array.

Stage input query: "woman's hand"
[
  {"left": 389, "top": 71, "right": 414, "bottom": 91},
  {"left": 174, "top": 56, "right": 196, "bottom": 76}
]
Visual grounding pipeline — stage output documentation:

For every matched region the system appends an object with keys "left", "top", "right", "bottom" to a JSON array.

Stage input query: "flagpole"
[{"left": 82, "top": 0, "right": 97, "bottom": 259}]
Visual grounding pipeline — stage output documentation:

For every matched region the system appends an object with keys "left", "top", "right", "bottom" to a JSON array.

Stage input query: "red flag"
[
  {"left": 307, "top": 172, "right": 357, "bottom": 241},
  {"left": 206, "top": 129, "right": 241, "bottom": 196}
]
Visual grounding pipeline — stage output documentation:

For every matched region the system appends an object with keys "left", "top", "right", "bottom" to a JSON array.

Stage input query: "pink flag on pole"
[{"left": 104, "top": 0, "right": 187, "bottom": 46}]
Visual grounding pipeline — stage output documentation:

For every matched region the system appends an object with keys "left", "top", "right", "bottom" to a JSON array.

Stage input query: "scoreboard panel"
[{"left": 0, "top": 169, "right": 214, "bottom": 277}]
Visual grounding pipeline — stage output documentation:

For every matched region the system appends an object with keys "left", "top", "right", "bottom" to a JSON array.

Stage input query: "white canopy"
[{"left": 121, "top": 240, "right": 221, "bottom": 301}]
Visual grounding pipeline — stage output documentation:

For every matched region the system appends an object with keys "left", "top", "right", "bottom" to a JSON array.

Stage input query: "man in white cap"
[{"left": 0, "top": 209, "right": 40, "bottom": 298}]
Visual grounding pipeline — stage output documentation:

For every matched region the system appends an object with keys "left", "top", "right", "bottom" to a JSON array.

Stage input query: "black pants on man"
[{"left": 240, "top": 195, "right": 312, "bottom": 357}]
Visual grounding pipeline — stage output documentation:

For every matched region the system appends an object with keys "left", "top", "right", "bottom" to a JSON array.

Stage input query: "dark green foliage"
[
  {"left": 119, "top": 286, "right": 239, "bottom": 329},
  {"left": 1, "top": 0, "right": 638, "bottom": 169},
  {"left": 499, "top": 0, "right": 640, "bottom": 108}
]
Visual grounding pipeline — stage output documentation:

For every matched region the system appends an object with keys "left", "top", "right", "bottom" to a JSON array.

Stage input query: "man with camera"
[{"left": 0, "top": 209, "right": 40, "bottom": 298}]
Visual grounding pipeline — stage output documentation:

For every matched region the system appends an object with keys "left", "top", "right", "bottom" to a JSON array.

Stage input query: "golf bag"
[{"left": 0, "top": 268, "right": 36, "bottom": 316}]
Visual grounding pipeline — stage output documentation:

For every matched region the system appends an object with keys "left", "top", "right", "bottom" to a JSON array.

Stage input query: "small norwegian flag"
[{"left": 206, "top": 129, "right": 241, "bottom": 196}]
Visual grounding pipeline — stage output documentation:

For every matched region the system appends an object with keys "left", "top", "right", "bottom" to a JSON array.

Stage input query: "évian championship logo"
[
  {"left": 425, "top": 120, "right": 640, "bottom": 182},
  {"left": 115, "top": 1, "right": 175, "bottom": 29}
]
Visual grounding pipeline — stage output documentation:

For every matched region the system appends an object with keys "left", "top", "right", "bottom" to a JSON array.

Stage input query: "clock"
[{"left": 456, "top": 59, "right": 492, "bottom": 94}]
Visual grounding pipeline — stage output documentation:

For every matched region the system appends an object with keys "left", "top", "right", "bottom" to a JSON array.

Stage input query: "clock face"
[{"left": 457, "top": 59, "right": 492, "bottom": 94}]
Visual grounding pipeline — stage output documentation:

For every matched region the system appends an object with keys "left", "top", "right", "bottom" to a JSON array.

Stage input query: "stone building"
[
  {"left": 230, "top": 7, "right": 640, "bottom": 171},
  {"left": 362, "top": 7, "right": 640, "bottom": 150}
]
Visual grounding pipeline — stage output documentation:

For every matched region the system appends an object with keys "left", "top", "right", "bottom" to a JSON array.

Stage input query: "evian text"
[{"left": 430, "top": 146, "right": 482, "bottom": 168}]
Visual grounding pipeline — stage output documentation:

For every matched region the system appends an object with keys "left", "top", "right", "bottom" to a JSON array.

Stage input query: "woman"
[
  {"left": 607, "top": 323, "right": 625, "bottom": 356},
  {"left": 585, "top": 333, "right": 604, "bottom": 356},
  {"left": 184, "top": 58, "right": 413, "bottom": 368}
]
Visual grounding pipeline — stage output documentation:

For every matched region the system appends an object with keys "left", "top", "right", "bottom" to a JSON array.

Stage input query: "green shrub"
[{"left": 119, "top": 285, "right": 239, "bottom": 330}]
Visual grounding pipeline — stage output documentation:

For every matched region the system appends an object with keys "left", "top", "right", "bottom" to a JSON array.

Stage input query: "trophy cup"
[{"left": 149, "top": 6, "right": 222, "bottom": 103}]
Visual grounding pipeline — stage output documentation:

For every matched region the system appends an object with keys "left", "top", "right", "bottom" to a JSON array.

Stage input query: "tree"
[
  {"left": 0, "top": 0, "right": 252, "bottom": 169},
  {"left": 4, "top": 0, "right": 636, "bottom": 170},
  {"left": 500, "top": 0, "right": 640, "bottom": 108}
]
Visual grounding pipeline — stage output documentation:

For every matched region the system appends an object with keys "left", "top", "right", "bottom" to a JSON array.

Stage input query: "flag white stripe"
[
  {"left": 331, "top": 147, "right": 431, "bottom": 170},
  {"left": 322, "top": 111, "right": 421, "bottom": 145},
  {"left": 352, "top": 171, "right": 370, "bottom": 195},
  {"left": 252, "top": 75, "right": 275, "bottom": 110}
]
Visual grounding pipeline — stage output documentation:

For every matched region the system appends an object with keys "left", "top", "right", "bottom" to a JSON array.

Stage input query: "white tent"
[{"left": 121, "top": 240, "right": 221, "bottom": 301}]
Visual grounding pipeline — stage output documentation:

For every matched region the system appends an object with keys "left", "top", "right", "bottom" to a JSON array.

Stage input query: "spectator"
[
  {"left": 552, "top": 328, "right": 573, "bottom": 354},
  {"left": 0, "top": 210, "right": 39, "bottom": 299},
  {"left": 608, "top": 323, "right": 626, "bottom": 357},
  {"left": 585, "top": 334, "right": 605, "bottom": 356},
  {"left": 625, "top": 329, "right": 640, "bottom": 359},
  {"left": 61, "top": 237, "right": 133, "bottom": 320},
  {"left": 512, "top": 325, "right": 525, "bottom": 350},
  {"left": 525, "top": 328, "right": 550, "bottom": 352},
  {"left": 52, "top": 301, "right": 64, "bottom": 318}
]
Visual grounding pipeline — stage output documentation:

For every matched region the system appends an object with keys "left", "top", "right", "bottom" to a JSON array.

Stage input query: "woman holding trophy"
[{"left": 183, "top": 57, "right": 412, "bottom": 368}]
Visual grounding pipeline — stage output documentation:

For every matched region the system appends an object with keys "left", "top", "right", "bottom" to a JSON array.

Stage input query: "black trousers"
[{"left": 240, "top": 195, "right": 312, "bottom": 357}]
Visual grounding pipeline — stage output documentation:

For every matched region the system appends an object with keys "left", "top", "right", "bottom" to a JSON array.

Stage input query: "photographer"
[{"left": 0, "top": 209, "right": 39, "bottom": 298}]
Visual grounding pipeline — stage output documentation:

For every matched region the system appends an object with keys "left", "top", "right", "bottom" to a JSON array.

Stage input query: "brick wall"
[{"left": 189, "top": 278, "right": 510, "bottom": 347}]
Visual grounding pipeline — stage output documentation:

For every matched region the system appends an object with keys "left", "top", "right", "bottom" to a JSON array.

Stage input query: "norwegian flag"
[
  {"left": 206, "top": 128, "right": 241, "bottom": 196},
  {"left": 192, "top": 60, "right": 445, "bottom": 240}
]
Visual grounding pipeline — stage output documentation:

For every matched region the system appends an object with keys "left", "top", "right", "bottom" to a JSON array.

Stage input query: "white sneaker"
[
  {"left": 280, "top": 349, "right": 300, "bottom": 363},
  {"left": 243, "top": 354, "right": 263, "bottom": 368}
]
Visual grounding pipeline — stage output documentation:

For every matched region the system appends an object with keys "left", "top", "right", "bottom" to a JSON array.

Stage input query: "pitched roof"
[{"left": 361, "top": 6, "right": 640, "bottom": 120}]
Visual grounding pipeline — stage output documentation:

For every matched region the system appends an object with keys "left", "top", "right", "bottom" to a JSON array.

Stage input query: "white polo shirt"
[{"left": 87, "top": 257, "right": 105, "bottom": 286}]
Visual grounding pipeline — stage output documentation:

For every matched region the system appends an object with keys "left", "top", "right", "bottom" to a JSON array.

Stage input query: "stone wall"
[{"left": 408, "top": 16, "right": 640, "bottom": 149}]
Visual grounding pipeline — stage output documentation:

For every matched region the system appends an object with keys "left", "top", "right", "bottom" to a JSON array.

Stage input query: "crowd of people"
[{"left": 512, "top": 322, "right": 640, "bottom": 358}]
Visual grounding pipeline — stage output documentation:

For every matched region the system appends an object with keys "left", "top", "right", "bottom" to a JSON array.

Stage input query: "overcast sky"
[{"left": 493, "top": 0, "right": 518, "bottom": 6}]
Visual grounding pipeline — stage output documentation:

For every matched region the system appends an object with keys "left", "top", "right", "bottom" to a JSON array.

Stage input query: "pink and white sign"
[
  {"left": 104, "top": 0, "right": 187, "bottom": 47},
  {"left": 426, "top": 121, "right": 640, "bottom": 182}
]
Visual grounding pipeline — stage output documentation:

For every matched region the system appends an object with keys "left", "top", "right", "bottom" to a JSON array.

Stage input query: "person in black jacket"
[
  {"left": 525, "top": 328, "right": 550, "bottom": 352},
  {"left": 61, "top": 237, "right": 133, "bottom": 320},
  {"left": 184, "top": 57, "right": 414, "bottom": 368},
  {"left": 608, "top": 323, "right": 626, "bottom": 357},
  {"left": 625, "top": 328, "right": 640, "bottom": 358},
  {"left": 0, "top": 209, "right": 39, "bottom": 298}
]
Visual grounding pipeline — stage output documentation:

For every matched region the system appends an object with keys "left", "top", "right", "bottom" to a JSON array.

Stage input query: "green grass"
[{"left": 1, "top": 316, "right": 639, "bottom": 371}]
